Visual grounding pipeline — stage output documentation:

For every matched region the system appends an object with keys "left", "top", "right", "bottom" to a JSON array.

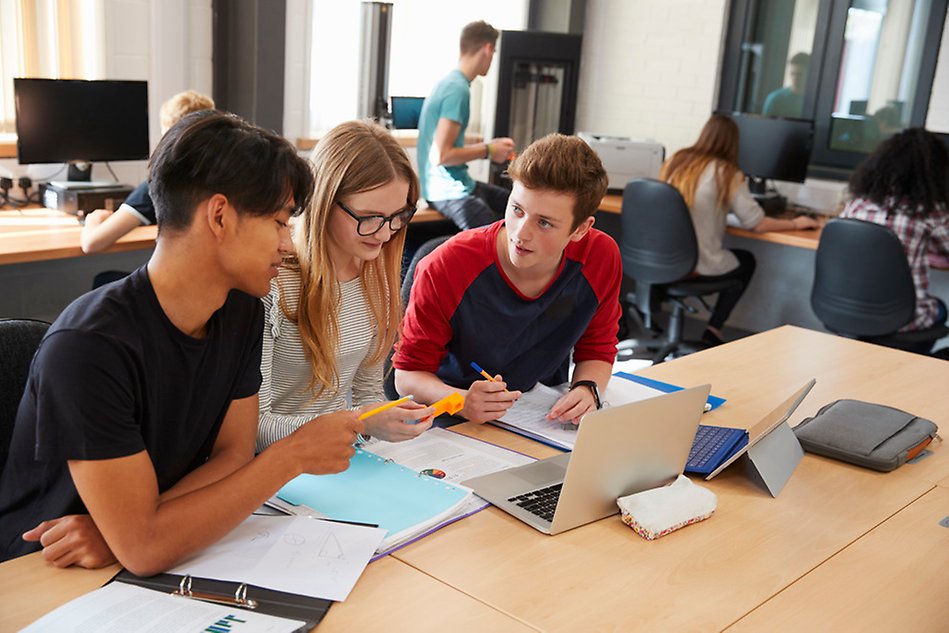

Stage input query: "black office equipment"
[
  {"left": 811, "top": 218, "right": 949, "bottom": 352},
  {"left": 389, "top": 96, "right": 425, "bottom": 130},
  {"left": 728, "top": 112, "right": 813, "bottom": 215},
  {"left": 14, "top": 78, "right": 149, "bottom": 182},
  {"left": 112, "top": 570, "right": 331, "bottom": 630},
  {"left": 616, "top": 179, "right": 743, "bottom": 364}
]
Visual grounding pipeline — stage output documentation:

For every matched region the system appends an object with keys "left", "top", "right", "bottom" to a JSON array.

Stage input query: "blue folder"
[
  {"left": 276, "top": 448, "right": 470, "bottom": 545},
  {"left": 613, "top": 372, "right": 726, "bottom": 410}
]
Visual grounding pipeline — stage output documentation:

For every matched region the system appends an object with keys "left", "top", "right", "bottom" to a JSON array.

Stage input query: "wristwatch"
[{"left": 569, "top": 380, "right": 602, "bottom": 410}]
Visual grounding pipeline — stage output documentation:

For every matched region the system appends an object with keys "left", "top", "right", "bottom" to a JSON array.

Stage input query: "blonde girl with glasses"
[{"left": 256, "top": 121, "right": 434, "bottom": 451}]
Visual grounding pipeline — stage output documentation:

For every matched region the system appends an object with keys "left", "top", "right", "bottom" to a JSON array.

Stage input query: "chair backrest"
[
  {"left": 401, "top": 235, "right": 453, "bottom": 307},
  {"left": 620, "top": 178, "right": 699, "bottom": 285},
  {"left": 0, "top": 319, "right": 50, "bottom": 472},
  {"left": 811, "top": 218, "right": 916, "bottom": 336},
  {"left": 384, "top": 235, "right": 454, "bottom": 400}
]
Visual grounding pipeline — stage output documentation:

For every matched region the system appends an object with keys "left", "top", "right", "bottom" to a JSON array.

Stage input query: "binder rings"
[
  {"left": 274, "top": 448, "right": 473, "bottom": 553},
  {"left": 111, "top": 570, "right": 331, "bottom": 631}
]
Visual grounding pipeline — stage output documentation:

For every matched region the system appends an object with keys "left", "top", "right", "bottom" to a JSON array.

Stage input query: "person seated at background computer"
[
  {"left": 256, "top": 121, "right": 434, "bottom": 451},
  {"left": 417, "top": 20, "right": 516, "bottom": 230},
  {"left": 840, "top": 127, "right": 949, "bottom": 349},
  {"left": 0, "top": 111, "right": 363, "bottom": 573},
  {"left": 394, "top": 134, "right": 621, "bottom": 426},
  {"left": 79, "top": 90, "right": 215, "bottom": 254},
  {"left": 762, "top": 52, "right": 809, "bottom": 118},
  {"left": 660, "top": 113, "right": 819, "bottom": 346}
]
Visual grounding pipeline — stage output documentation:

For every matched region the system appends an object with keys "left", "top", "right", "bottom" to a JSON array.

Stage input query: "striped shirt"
[
  {"left": 256, "top": 266, "right": 383, "bottom": 451},
  {"left": 840, "top": 196, "right": 949, "bottom": 330}
]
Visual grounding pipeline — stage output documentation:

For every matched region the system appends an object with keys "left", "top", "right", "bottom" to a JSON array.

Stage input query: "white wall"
[
  {"left": 0, "top": 0, "right": 212, "bottom": 186},
  {"left": 576, "top": 0, "right": 727, "bottom": 155},
  {"left": 927, "top": 12, "right": 949, "bottom": 133}
]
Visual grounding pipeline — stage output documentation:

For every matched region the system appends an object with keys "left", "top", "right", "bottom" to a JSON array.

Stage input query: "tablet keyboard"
[
  {"left": 686, "top": 424, "right": 747, "bottom": 475},
  {"left": 508, "top": 483, "right": 562, "bottom": 523}
]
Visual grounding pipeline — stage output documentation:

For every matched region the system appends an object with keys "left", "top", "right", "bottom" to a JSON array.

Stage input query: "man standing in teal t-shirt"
[{"left": 417, "top": 20, "right": 516, "bottom": 230}]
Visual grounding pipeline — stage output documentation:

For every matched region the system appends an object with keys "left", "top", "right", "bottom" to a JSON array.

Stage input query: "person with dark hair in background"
[
  {"left": 0, "top": 111, "right": 363, "bottom": 573},
  {"left": 763, "top": 52, "right": 810, "bottom": 118},
  {"left": 417, "top": 20, "right": 516, "bottom": 230},
  {"left": 660, "top": 113, "right": 819, "bottom": 345},
  {"left": 841, "top": 127, "right": 949, "bottom": 348}
]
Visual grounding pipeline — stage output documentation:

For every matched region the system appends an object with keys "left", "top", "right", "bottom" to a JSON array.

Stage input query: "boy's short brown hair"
[
  {"left": 507, "top": 134, "right": 608, "bottom": 229},
  {"left": 460, "top": 21, "right": 499, "bottom": 56},
  {"left": 159, "top": 90, "right": 215, "bottom": 132}
]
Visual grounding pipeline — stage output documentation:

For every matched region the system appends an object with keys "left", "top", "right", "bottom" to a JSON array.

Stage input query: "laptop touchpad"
[{"left": 517, "top": 460, "right": 567, "bottom": 486}]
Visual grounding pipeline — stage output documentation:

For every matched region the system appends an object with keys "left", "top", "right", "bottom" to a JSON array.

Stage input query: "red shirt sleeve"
[
  {"left": 393, "top": 230, "right": 493, "bottom": 372},
  {"left": 571, "top": 230, "right": 622, "bottom": 364}
]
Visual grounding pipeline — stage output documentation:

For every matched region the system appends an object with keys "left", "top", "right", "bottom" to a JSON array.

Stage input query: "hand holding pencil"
[
  {"left": 462, "top": 362, "right": 521, "bottom": 424},
  {"left": 354, "top": 395, "right": 435, "bottom": 442}
]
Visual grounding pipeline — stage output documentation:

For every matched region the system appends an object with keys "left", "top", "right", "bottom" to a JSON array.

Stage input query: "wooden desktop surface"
[
  {"left": 1, "top": 326, "right": 945, "bottom": 629},
  {"left": 0, "top": 206, "right": 157, "bottom": 265},
  {"left": 729, "top": 486, "right": 949, "bottom": 632},
  {"left": 597, "top": 192, "right": 823, "bottom": 249},
  {"left": 391, "top": 326, "right": 947, "bottom": 631},
  {"left": 1, "top": 192, "right": 822, "bottom": 265}
]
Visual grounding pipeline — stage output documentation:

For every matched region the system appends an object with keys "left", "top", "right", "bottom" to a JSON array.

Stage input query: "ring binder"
[{"left": 172, "top": 574, "right": 258, "bottom": 610}]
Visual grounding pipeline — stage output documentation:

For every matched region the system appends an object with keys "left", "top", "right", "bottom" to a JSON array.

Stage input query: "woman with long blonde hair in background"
[
  {"left": 256, "top": 121, "right": 434, "bottom": 451},
  {"left": 660, "top": 113, "right": 818, "bottom": 345}
]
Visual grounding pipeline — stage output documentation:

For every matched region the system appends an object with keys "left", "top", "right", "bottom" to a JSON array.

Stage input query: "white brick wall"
[{"left": 576, "top": 0, "right": 728, "bottom": 155}]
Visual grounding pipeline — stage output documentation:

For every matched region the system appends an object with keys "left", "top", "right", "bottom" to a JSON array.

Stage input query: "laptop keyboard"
[
  {"left": 508, "top": 483, "right": 562, "bottom": 523},
  {"left": 686, "top": 424, "right": 746, "bottom": 474}
]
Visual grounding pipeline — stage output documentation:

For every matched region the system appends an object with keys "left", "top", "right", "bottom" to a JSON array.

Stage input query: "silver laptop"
[{"left": 463, "top": 384, "right": 711, "bottom": 535}]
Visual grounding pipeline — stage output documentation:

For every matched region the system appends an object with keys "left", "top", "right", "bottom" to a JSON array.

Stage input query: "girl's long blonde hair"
[
  {"left": 287, "top": 121, "right": 417, "bottom": 398},
  {"left": 659, "top": 113, "right": 742, "bottom": 211}
]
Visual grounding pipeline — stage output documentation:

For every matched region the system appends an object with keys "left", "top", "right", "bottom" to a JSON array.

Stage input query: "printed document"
[
  {"left": 22, "top": 582, "right": 304, "bottom": 633},
  {"left": 167, "top": 514, "right": 385, "bottom": 602}
]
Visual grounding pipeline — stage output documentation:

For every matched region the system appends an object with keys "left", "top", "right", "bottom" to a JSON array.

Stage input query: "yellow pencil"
[{"left": 358, "top": 395, "right": 414, "bottom": 420}]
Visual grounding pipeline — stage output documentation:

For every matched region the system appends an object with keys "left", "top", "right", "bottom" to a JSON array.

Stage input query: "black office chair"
[
  {"left": 384, "top": 235, "right": 454, "bottom": 399},
  {"left": 811, "top": 217, "right": 949, "bottom": 353},
  {"left": 0, "top": 319, "right": 50, "bottom": 472},
  {"left": 616, "top": 179, "right": 743, "bottom": 364}
]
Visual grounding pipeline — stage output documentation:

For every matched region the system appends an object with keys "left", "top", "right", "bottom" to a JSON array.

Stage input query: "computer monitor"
[
  {"left": 389, "top": 96, "right": 425, "bottom": 130},
  {"left": 730, "top": 113, "right": 813, "bottom": 187},
  {"left": 14, "top": 78, "right": 149, "bottom": 181}
]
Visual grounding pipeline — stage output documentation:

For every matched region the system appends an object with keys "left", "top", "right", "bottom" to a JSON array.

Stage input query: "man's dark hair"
[
  {"left": 789, "top": 51, "right": 810, "bottom": 67},
  {"left": 849, "top": 127, "right": 949, "bottom": 214},
  {"left": 148, "top": 111, "right": 314, "bottom": 234},
  {"left": 460, "top": 20, "right": 499, "bottom": 56}
]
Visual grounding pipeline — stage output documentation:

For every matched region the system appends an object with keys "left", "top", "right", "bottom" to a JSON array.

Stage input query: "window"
[
  {"left": 0, "top": 0, "right": 104, "bottom": 134},
  {"left": 305, "top": 0, "right": 527, "bottom": 135},
  {"left": 718, "top": 0, "right": 948, "bottom": 176}
]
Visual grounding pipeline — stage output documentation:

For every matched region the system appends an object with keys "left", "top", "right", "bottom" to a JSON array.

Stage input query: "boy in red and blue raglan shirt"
[{"left": 394, "top": 133, "right": 621, "bottom": 426}]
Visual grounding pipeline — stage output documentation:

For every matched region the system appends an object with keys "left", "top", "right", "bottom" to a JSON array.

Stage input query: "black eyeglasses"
[{"left": 336, "top": 200, "right": 417, "bottom": 236}]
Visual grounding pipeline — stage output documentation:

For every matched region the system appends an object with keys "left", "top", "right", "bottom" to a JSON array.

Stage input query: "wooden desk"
[
  {"left": 0, "top": 552, "right": 532, "bottom": 631},
  {"left": 0, "top": 206, "right": 157, "bottom": 265},
  {"left": 598, "top": 193, "right": 823, "bottom": 249},
  {"left": 730, "top": 486, "right": 949, "bottom": 631},
  {"left": 391, "top": 326, "right": 946, "bottom": 631}
]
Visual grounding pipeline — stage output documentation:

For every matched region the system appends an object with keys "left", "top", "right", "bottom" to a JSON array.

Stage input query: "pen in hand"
[{"left": 470, "top": 361, "right": 510, "bottom": 393}]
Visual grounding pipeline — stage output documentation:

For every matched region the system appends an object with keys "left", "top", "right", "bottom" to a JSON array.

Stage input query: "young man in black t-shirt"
[{"left": 0, "top": 111, "right": 364, "bottom": 575}]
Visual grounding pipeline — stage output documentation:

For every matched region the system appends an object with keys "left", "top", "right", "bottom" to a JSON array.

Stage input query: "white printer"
[{"left": 578, "top": 132, "right": 665, "bottom": 191}]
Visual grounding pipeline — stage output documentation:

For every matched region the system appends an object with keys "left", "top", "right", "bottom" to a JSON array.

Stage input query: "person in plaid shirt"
[{"left": 841, "top": 128, "right": 949, "bottom": 344}]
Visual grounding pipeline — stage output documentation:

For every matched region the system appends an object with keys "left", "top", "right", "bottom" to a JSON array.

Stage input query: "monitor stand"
[
  {"left": 748, "top": 177, "right": 787, "bottom": 216},
  {"left": 67, "top": 161, "right": 93, "bottom": 182}
]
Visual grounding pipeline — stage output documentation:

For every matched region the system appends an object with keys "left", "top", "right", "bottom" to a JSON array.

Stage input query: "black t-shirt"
[
  {"left": 123, "top": 181, "right": 156, "bottom": 225},
  {"left": 0, "top": 266, "right": 263, "bottom": 560}
]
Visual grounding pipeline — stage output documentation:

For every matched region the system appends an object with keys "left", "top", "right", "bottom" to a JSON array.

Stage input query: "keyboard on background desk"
[{"left": 685, "top": 425, "right": 748, "bottom": 476}]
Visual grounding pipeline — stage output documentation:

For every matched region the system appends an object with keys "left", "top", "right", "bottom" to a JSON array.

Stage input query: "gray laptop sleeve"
[{"left": 793, "top": 399, "right": 937, "bottom": 472}]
